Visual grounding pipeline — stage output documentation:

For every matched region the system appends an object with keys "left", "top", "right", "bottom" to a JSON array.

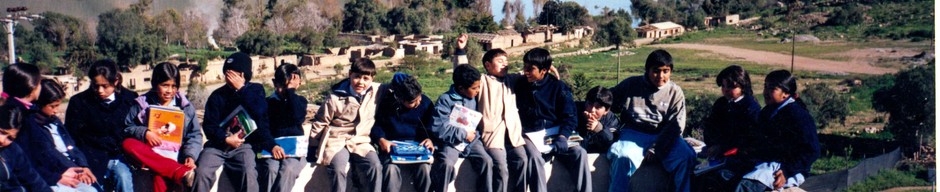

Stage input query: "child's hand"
[
  {"left": 145, "top": 131, "right": 163, "bottom": 147},
  {"left": 58, "top": 167, "right": 82, "bottom": 187},
  {"left": 456, "top": 34, "right": 468, "bottom": 50},
  {"left": 272, "top": 145, "right": 287, "bottom": 160},
  {"left": 225, "top": 70, "right": 246, "bottom": 91},
  {"left": 378, "top": 138, "right": 396, "bottom": 153},
  {"left": 79, "top": 167, "right": 96, "bottom": 184},
  {"left": 225, "top": 134, "right": 244, "bottom": 148},
  {"left": 420, "top": 138, "right": 435, "bottom": 152},
  {"left": 773, "top": 170, "right": 786, "bottom": 189},
  {"left": 465, "top": 131, "right": 476, "bottom": 142},
  {"left": 184, "top": 157, "right": 196, "bottom": 169}
]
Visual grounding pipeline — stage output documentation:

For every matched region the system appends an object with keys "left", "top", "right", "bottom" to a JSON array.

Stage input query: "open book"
[
  {"left": 525, "top": 127, "right": 584, "bottom": 154},
  {"left": 220, "top": 106, "right": 257, "bottom": 139},
  {"left": 258, "top": 136, "right": 308, "bottom": 158},
  {"left": 447, "top": 104, "right": 482, "bottom": 152},
  {"left": 148, "top": 106, "right": 185, "bottom": 160}
]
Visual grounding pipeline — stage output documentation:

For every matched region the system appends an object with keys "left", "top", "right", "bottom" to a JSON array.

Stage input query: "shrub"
[{"left": 802, "top": 83, "right": 850, "bottom": 129}]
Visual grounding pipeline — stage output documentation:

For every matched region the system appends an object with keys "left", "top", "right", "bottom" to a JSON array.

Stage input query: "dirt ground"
[{"left": 650, "top": 43, "right": 899, "bottom": 75}]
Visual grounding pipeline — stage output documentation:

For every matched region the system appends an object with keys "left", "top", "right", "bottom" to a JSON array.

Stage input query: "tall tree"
[
  {"left": 32, "top": 12, "right": 86, "bottom": 51},
  {"left": 342, "top": 0, "right": 386, "bottom": 34},
  {"left": 537, "top": 0, "right": 591, "bottom": 33},
  {"left": 383, "top": 7, "right": 431, "bottom": 35},
  {"left": 96, "top": 7, "right": 167, "bottom": 67}
]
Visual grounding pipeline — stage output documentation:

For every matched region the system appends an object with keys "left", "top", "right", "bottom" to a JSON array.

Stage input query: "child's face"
[
  {"left": 40, "top": 100, "right": 61, "bottom": 117},
  {"left": 720, "top": 79, "right": 744, "bottom": 100},
  {"left": 93, "top": 75, "right": 117, "bottom": 100},
  {"left": 457, "top": 80, "right": 481, "bottom": 99},
  {"left": 763, "top": 85, "right": 790, "bottom": 105},
  {"left": 484, "top": 55, "right": 509, "bottom": 77},
  {"left": 523, "top": 64, "right": 549, "bottom": 83},
  {"left": 155, "top": 80, "right": 178, "bottom": 105},
  {"left": 400, "top": 95, "right": 422, "bottom": 110},
  {"left": 349, "top": 72, "right": 374, "bottom": 94},
  {"left": 584, "top": 102, "right": 609, "bottom": 118},
  {"left": 0, "top": 128, "right": 18, "bottom": 148},
  {"left": 646, "top": 66, "right": 672, "bottom": 87}
]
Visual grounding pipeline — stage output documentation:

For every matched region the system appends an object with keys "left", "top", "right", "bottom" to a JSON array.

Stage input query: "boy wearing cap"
[
  {"left": 310, "top": 58, "right": 384, "bottom": 192},
  {"left": 192, "top": 52, "right": 276, "bottom": 192}
]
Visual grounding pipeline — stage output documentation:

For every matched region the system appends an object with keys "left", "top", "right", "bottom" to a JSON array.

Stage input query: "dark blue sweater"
[
  {"left": 16, "top": 113, "right": 90, "bottom": 185},
  {"left": 575, "top": 101, "right": 621, "bottom": 153},
  {"left": 0, "top": 143, "right": 52, "bottom": 192},
  {"left": 266, "top": 89, "right": 308, "bottom": 138},
  {"left": 371, "top": 93, "right": 434, "bottom": 142},
  {"left": 514, "top": 75, "right": 578, "bottom": 137},
  {"left": 202, "top": 83, "right": 275, "bottom": 152},
  {"left": 703, "top": 95, "right": 760, "bottom": 156},
  {"left": 744, "top": 100, "right": 820, "bottom": 178},
  {"left": 64, "top": 88, "right": 138, "bottom": 180}
]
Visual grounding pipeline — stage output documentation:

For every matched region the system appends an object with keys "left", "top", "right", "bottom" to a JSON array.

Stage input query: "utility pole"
[{"left": 1, "top": 7, "right": 42, "bottom": 64}]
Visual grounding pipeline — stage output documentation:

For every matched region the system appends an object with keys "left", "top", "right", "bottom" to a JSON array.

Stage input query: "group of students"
[{"left": 0, "top": 33, "right": 819, "bottom": 192}]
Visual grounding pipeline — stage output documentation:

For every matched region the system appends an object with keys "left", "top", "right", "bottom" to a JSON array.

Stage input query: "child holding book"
[
  {"left": 310, "top": 58, "right": 383, "bottom": 192},
  {"left": 258, "top": 63, "right": 308, "bottom": 192},
  {"left": 122, "top": 62, "right": 203, "bottom": 191},
  {"left": 65, "top": 59, "right": 138, "bottom": 192},
  {"left": 429, "top": 64, "right": 494, "bottom": 192},
  {"left": 0, "top": 105, "right": 56, "bottom": 192},
  {"left": 452, "top": 34, "right": 529, "bottom": 192},
  {"left": 194, "top": 52, "right": 274, "bottom": 192},
  {"left": 515, "top": 48, "right": 589, "bottom": 192},
  {"left": 17, "top": 79, "right": 98, "bottom": 191},
  {"left": 371, "top": 73, "right": 434, "bottom": 192}
]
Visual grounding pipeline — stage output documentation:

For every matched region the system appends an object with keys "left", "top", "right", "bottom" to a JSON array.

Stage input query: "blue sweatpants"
[{"left": 607, "top": 128, "right": 695, "bottom": 192}]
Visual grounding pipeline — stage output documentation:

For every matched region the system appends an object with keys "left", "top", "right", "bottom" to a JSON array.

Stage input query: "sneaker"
[{"left": 182, "top": 170, "right": 196, "bottom": 187}]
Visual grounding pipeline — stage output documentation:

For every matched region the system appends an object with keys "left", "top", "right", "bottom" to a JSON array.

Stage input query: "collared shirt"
[
  {"left": 103, "top": 92, "right": 116, "bottom": 105},
  {"left": 43, "top": 123, "right": 72, "bottom": 160},
  {"left": 14, "top": 97, "right": 33, "bottom": 109}
]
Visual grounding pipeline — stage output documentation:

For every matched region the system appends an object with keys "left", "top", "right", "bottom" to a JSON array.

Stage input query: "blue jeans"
[
  {"left": 52, "top": 182, "right": 99, "bottom": 192},
  {"left": 607, "top": 128, "right": 695, "bottom": 192},
  {"left": 106, "top": 158, "right": 133, "bottom": 192}
]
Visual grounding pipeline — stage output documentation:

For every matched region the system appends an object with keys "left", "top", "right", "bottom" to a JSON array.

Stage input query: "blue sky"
[{"left": 490, "top": 0, "right": 639, "bottom": 27}]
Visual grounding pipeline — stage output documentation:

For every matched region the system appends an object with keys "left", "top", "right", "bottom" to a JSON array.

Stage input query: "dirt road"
[{"left": 650, "top": 43, "right": 898, "bottom": 75}]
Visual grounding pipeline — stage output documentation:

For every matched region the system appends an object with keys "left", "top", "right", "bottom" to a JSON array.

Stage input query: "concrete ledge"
[{"left": 207, "top": 154, "right": 612, "bottom": 192}]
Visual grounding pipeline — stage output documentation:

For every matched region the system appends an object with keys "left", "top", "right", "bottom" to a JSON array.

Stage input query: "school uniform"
[
  {"left": 18, "top": 112, "right": 98, "bottom": 192},
  {"left": 0, "top": 143, "right": 53, "bottom": 192},
  {"left": 310, "top": 79, "right": 383, "bottom": 192},
  {"left": 608, "top": 76, "right": 695, "bottom": 192},
  {"left": 123, "top": 92, "right": 203, "bottom": 192},
  {"left": 257, "top": 89, "right": 308, "bottom": 192},
  {"left": 736, "top": 98, "right": 819, "bottom": 191},
  {"left": 372, "top": 93, "right": 433, "bottom": 192},
  {"left": 429, "top": 87, "right": 494, "bottom": 192},
  {"left": 65, "top": 89, "right": 138, "bottom": 192},
  {"left": 515, "top": 75, "right": 590, "bottom": 192},
  {"left": 193, "top": 83, "right": 274, "bottom": 192},
  {"left": 575, "top": 101, "right": 621, "bottom": 154}
]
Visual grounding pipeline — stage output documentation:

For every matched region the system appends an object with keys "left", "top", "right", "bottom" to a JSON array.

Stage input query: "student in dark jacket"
[
  {"left": 193, "top": 52, "right": 275, "bottom": 192},
  {"left": 515, "top": 48, "right": 589, "bottom": 192},
  {"left": 18, "top": 79, "right": 99, "bottom": 191},
  {"left": 0, "top": 104, "right": 54, "bottom": 192},
  {"left": 371, "top": 73, "right": 435, "bottom": 192},
  {"left": 703, "top": 65, "right": 760, "bottom": 160},
  {"left": 736, "top": 70, "right": 820, "bottom": 192},
  {"left": 258, "top": 63, "right": 308, "bottom": 192},
  {"left": 576, "top": 86, "right": 621, "bottom": 154},
  {"left": 65, "top": 60, "right": 138, "bottom": 192},
  {"left": 429, "top": 64, "right": 494, "bottom": 192}
]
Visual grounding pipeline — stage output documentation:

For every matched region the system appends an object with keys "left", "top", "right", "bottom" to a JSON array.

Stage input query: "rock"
[{"left": 794, "top": 34, "right": 821, "bottom": 43}]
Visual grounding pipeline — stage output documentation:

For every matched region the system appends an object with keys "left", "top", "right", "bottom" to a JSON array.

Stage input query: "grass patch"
[
  {"left": 844, "top": 168, "right": 931, "bottom": 192},
  {"left": 811, "top": 155, "right": 860, "bottom": 175}
]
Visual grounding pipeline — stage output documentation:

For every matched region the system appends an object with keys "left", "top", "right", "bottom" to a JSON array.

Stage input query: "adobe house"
[
  {"left": 524, "top": 25, "right": 558, "bottom": 43},
  {"left": 704, "top": 14, "right": 741, "bottom": 26},
  {"left": 636, "top": 21, "right": 685, "bottom": 39},
  {"left": 399, "top": 35, "right": 444, "bottom": 55},
  {"left": 469, "top": 29, "right": 524, "bottom": 50}
]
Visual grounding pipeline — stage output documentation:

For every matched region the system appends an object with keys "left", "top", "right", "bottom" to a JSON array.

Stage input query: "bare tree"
[{"left": 533, "top": 0, "right": 549, "bottom": 16}]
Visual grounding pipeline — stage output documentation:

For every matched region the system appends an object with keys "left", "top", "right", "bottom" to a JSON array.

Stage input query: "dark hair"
[
  {"left": 35, "top": 79, "right": 65, "bottom": 107},
  {"left": 350, "top": 58, "right": 376, "bottom": 76},
  {"left": 585, "top": 86, "right": 613, "bottom": 109},
  {"left": 86, "top": 59, "right": 123, "bottom": 90},
  {"left": 391, "top": 73, "right": 422, "bottom": 101},
  {"left": 764, "top": 70, "right": 798, "bottom": 96},
  {"left": 151, "top": 62, "right": 181, "bottom": 89},
  {"left": 523, "top": 48, "right": 552, "bottom": 70},
  {"left": 2, "top": 63, "right": 41, "bottom": 98},
  {"left": 274, "top": 63, "right": 301, "bottom": 87},
  {"left": 716, "top": 65, "right": 753, "bottom": 96},
  {"left": 453, "top": 64, "right": 481, "bottom": 89},
  {"left": 645, "top": 49, "right": 674, "bottom": 71},
  {"left": 482, "top": 48, "right": 508, "bottom": 67},
  {"left": 0, "top": 105, "right": 23, "bottom": 130}
]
